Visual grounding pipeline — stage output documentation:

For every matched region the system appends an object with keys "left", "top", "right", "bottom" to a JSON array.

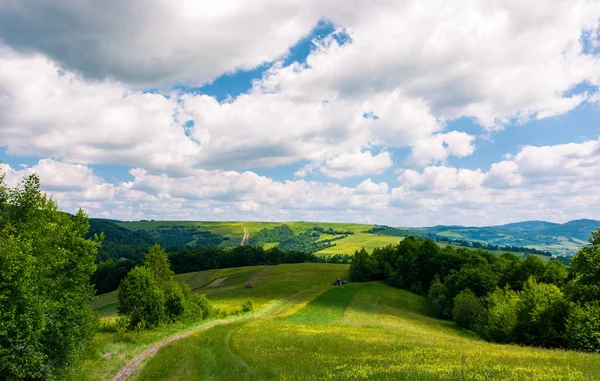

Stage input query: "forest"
[{"left": 349, "top": 234, "right": 600, "bottom": 351}]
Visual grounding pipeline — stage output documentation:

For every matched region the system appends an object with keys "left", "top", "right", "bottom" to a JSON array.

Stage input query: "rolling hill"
[
  {"left": 87, "top": 218, "right": 600, "bottom": 260},
  {"left": 81, "top": 263, "right": 600, "bottom": 380},
  {"left": 407, "top": 219, "right": 600, "bottom": 255}
]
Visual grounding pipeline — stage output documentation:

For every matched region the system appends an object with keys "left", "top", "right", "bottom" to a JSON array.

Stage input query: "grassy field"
[
  {"left": 117, "top": 220, "right": 402, "bottom": 255},
  {"left": 108, "top": 264, "right": 599, "bottom": 381}
]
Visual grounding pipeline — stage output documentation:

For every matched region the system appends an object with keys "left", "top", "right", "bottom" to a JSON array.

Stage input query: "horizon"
[
  {"left": 99, "top": 216, "right": 600, "bottom": 229},
  {"left": 1, "top": 1, "right": 600, "bottom": 226}
]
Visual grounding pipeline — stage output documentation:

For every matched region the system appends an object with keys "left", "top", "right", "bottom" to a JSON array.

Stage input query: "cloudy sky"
[{"left": 0, "top": 0, "right": 599, "bottom": 226}]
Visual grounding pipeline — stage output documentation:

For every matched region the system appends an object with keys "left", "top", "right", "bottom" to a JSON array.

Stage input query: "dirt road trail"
[{"left": 241, "top": 223, "right": 249, "bottom": 246}]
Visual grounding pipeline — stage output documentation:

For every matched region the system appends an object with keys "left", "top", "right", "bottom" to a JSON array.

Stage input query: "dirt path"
[
  {"left": 206, "top": 277, "right": 228, "bottom": 288},
  {"left": 109, "top": 292, "right": 311, "bottom": 381},
  {"left": 240, "top": 223, "right": 249, "bottom": 246}
]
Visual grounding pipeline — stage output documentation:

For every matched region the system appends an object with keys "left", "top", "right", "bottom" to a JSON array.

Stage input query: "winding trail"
[
  {"left": 240, "top": 223, "right": 249, "bottom": 246},
  {"left": 109, "top": 290, "right": 320, "bottom": 381}
]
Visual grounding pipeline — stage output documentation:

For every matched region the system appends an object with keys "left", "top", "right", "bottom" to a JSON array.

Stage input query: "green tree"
[
  {"left": 477, "top": 286, "right": 520, "bottom": 343},
  {"left": 428, "top": 276, "right": 451, "bottom": 319},
  {"left": 566, "top": 229, "right": 600, "bottom": 304},
  {"left": 117, "top": 266, "right": 166, "bottom": 329},
  {"left": 565, "top": 301, "right": 600, "bottom": 352},
  {"left": 144, "top": 243, "right": 174, "bottom": 287},
  {"left": 349, "top": 248, "right": 373, "bottom": 282},
  {"left": 514, "top": 277, "right": 568, "bottom": 347},
  {"left": 0, "top": 172, "right": 99, "bottom": 379},
  {"left": 540, "top": 260, "right": 568, "bottom": 288},
  {"left": 452, "top": 288, "right": 484, "bottom": 330}
]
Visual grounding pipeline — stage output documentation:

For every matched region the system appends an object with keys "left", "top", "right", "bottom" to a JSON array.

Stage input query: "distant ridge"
[{"left": 402, "top": 219, "right": 600, "bottom": 255}]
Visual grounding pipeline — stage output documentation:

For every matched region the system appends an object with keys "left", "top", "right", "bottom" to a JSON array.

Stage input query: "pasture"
[{"left": 85, "top": 263, "right": 600, "bottom": 381}]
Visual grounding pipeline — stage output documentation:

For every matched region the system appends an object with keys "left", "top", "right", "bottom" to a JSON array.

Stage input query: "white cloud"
[
  {"left": 0, "top": 1, "right": 600, "bottom": 225},
  {"left": 2, "top": 135, "right": 600, "bottom": 226},
  {"left": 320, "top": 150, "right": 392, "bottom": 179},
  {"left": 0, "top": 0, "right": 331, "bottom": 87}
]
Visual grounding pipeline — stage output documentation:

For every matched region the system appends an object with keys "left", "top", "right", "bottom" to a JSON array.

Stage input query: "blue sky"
[{"left": 0, "top": 1, "right": 599, "bottom": 226}]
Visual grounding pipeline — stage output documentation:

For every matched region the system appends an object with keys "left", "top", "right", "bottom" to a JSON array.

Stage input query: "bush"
[
  {"left": 117, "top": 267, "right": 166, "bottom": 329},
  {"left": 566, "top": 302, "right": 600, "bottom": 352},
  {"left": 477, "top": 287, "right": 520, "bottom": 343},
  {"left": 428, "top": 277, "right": 451, "bottom": 319},
  {"left": 242, "top": 299, "right": 254, "bottom": 313},
  {"left": 514, "top": 278, "right": 569, "bottom": 347},
  {"left": 453, "top": 289, "right": 484, "bottom": 330},
  {"left": 188, "top": 293, "right": 213, "bottom": 320}
]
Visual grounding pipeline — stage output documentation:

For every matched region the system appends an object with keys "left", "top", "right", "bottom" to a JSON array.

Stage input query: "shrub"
[
  {"left": 188, "top": 293, "right": 213, "bottom": 320},
  {"left": 566, "top": 302, "right": 600, "bottom": 352},
  {"left": 242, "top": 299, "right": 254, "bottom": 313},
  {"left": 117, "top": 267, "right": 166, "bottom": 329},
  {"left": 453, "top": 289, "right": 484, "bottom": 330},
  {"left": 477, "top": 287, "right": 520, "bottom": 343}
]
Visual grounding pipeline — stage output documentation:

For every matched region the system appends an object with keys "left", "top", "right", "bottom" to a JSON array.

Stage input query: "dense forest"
[{"left": 349, "top": 233, "right": 600, "bottom": 351}]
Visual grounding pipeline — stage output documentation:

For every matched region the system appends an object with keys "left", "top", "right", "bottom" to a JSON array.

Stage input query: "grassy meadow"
[
  {"left": 83, "top": 263, "right": 600, "bottom": 381},
  {"left": 116, "top": 220, "right": 403, "bottom": 255}
]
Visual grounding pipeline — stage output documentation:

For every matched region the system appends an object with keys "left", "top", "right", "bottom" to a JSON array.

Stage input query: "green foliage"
[
  {"left": 349, "top": 248, "right": 373, "bottom": 281},
  {"left": 428, "top": 277, "right": 451, "bottom": 319},
  {"left": 477, "top": 287, "right": 520, "bottom": 343},
  {"left": 118, "top": 266, "right": 167, "bottom": 329},
  {"left": 452, "top": 289, "right": 484, "bottom": 330},
  {"left": 117, "top": 244, "right": 214, "bottom": 330},
  {"left": 241, "top": 299, "right": 253, "bottom": 313},
  {"left": 540, "top": 259, "right": 569, "bottom": 287},
  {"left": 566, "top": 301, "right": 600, "bottom": 352},
  {"left": 514, "top": 278, "right": 568, "bottom": 347},
  {"left": 0, "top": 173, "right": 99, "bottom": 379},
  {"left": 88, "top": 218, "right": 154, "bottom": 261},
  {"left": 187, "top": 293, "right": 213, "bottom": 320},
  {"left": 566, "top": 229, "right": 600, "bottom": 303}
]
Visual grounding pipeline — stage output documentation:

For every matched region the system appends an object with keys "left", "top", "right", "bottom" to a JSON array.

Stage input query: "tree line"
[
  {"left": 94, "top": 245, "right": 332, "bottom": 295},
  {"left": 349, "top": 234, "right": 600, "bottom": 352}
]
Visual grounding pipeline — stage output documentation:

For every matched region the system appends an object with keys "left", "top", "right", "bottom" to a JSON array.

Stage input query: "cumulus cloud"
[
  {"left": 319, "top": 150, "right": 392, "bottom": 179},
  {"left": 0, "top": 0, "right": 330, "bottom": 86},
  {"left": 0, "top": 1, "right": 600, "bottom": 224}
]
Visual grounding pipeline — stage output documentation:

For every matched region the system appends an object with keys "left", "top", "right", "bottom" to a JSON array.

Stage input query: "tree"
[
  {"left": 565, "top": 301, "right": 600, "bottom": 352},
  {"left": 477, "top": 286, "right": 520, "bottom": 343},
  {"left": 514, "top": 278, "right": 568, "bottom": 347},
  {"left": 349, "top": 248, "right": 373, "bottom": 282},
  {"left": 453, "top": 288, "right": 484, "bottom": 330},
  {"left": 566, "top": 229, "right": 600, "bottom": 304},
  {"left": 117, "top": 266, "right": 166, "bottom": 329},
  {"left": 0, "top": 172, "right": 99, "bottom": 379},
  {"left": 117, "top": 244, "right": 212, "bottom": 329},
  {"left": 428, "top": 277, "right": 451, "bottom": 319}
]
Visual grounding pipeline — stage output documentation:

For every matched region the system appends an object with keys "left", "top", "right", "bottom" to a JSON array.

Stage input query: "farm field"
[{"left": 87, "top": 263, "right": 600, "bottom": 381}]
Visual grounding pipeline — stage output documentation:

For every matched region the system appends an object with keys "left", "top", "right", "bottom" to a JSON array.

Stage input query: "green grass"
[
  {"left": 134, "top": 279, "right": 600, "bottom": 381},
  {"left": 116, "top": 220, "right": 402, "bottom": 254},
  {"left": 286, "top": 286, "right": 359, "bottom": 324}
]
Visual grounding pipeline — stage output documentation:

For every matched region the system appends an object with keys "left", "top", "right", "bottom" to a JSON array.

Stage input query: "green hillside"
[
  {"left": 88, "top": 218, "right": 600, "bottom": 261},
  {"left": 407, "top": 219, "right": 600, "bottom": 255},
  {"left": 81, "top": 263, "right": 600, "bottom": 381}
]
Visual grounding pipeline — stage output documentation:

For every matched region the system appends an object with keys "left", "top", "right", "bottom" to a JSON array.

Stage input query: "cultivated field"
[{"left": 86, "top": 263, "right": 600, "bottom": 381}]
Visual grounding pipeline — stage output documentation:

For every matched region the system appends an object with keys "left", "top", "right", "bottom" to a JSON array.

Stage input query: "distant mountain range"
[{"left": 404, "top": 219, "right": 600, "bottom": 255}]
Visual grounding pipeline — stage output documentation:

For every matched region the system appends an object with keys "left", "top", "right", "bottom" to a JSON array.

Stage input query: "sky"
[{"left": 0, "top": 0, "right": 599, "bottom": 227}]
